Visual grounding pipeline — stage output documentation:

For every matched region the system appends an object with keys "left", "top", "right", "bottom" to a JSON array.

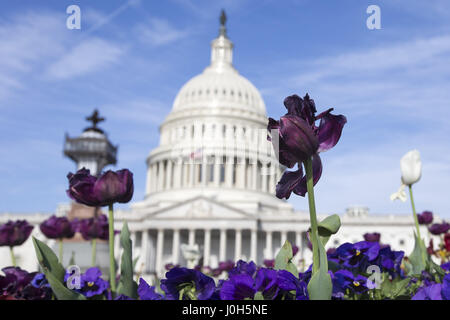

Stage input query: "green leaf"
[
  {"left": 317, "top": 214, "right": 341, "bottom": 237},
  {"left": 117, "top": 222, "right": 138, "bottom": 299},
  {"left": 320, "top": 235, "right": 330, "bottom": 247},
  {"left": 32, "top": 237, "right": 85, "bottom": 300},
  {"left": 274, "top": 240, "right": 298, "bottom": 278},
  {"left": 44, "top": 269, "right": 86, "bottom": 300},
  {"left": 32, "top": 237, "right": 66, "bottom": 281},
  {"left": 307, "top": 238, "right": 332, "bottom": 300},
  {"left": 408, "top": 233, "right": 428, "bottom": 275},
  {"left": 254, "top": 292, "right": 264, "bottom": 300}
]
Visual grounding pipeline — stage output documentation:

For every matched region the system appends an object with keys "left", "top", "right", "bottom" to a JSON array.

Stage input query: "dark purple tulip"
[
  {"left": 363, "top": 232, "right": 381, "bottom": 242},
  {"left": 77, "top": 214, "right": 109, "bottom": 240},
  {"left": 428, "top": 221, "right": 450, "bottom": 235},
  {"left": 292, "top": 245, "right": 299, "bottom": 257},
  {"left": 417, "top": 211, "right": 433, "bottom": 225},
  {"left": 268, "top": 94, "right": 346, "bottom": 199},
  {"left": 0, "top": 220, "right": 34, "bottom": 247},
  {"left": 229, "top": 260, "right": 256, "bottom": 277},
  {"left": 39, "top": 215, "right": 76, "bottom": 239},
  {"left": 67, "top": 168, "right": 134, "bottom": 207}
]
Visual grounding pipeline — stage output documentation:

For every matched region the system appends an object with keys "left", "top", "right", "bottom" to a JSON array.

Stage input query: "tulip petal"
[
  {"left": 280, "top": 116, "right": 319, "bottom": 163},
  {"left": 283, "top": 94, "right": 303, "bottom": 116},
  {"left": 275, "top": 166, "right": 303, "bottom": 200},
  {"left": 317, "top": 112, "right": 347, "bottom": 153},
  {"left": 293, "top": 154, "right": 322, "bottom": 197}
]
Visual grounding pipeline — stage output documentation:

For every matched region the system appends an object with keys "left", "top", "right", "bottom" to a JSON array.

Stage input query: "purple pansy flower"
[
  {"left": 267, "top": 94, "right": 347, "bottom": 199},
  {"left": 40, "top": 215, "right": 76, "bottom": 239},
  {"left": 229, "top": 260, "right": 256, "bottom": 277},
  {"left": 0, "top": 220, "right": 34, "bottom": 247},
  {"left": 220, "top": 274, "right": 255, "bottom": 300},
  {"left": 336, "top": 241, "right": 380, "bottom": 269},
  {"left": 254, "top": 268, "right": 279, "bottom": 299},
  {"left": 67, "top": 168, "right": 133, "bottom": 207},
  {"left": 276, "top": 270, "right": 308, "bottom": 300},
  {"left": 160, "top": 267, "right": 215, "bottom": 300},
  {"left": 65, "top": 267, "right": 109, "bottom": 298},
  {"left": 333, "top": 270, "right": 368, "bottom": 295},
  {"left": 412, "top": 283, "right": 443, "bottom": 300},
  {"left": 428, "top": 221, "right": 450, "bottom": 235},
  {"left": 138, "top": 278, "right": 164, "bottom": 300},
  {"left": 441, "top": 274, "right": 450, "bottom": 300},
  {"left": 441, "top": 262, "right": 450, "bottom": 273},
  {"left": 417, "top": 211, "right": 433, "bottom": 225}
]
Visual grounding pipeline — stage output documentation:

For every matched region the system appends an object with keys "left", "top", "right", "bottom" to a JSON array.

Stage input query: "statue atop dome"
[{"left": 219, "top": 9, "right": 227, "bottom": 37}]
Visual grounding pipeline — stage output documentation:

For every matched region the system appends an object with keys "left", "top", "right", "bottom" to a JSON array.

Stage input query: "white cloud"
[
  {"left": 46, "top": 38, "right": 125, "bottom": 80},
  {"left": 135, "top": 18, "right": 188, "bottom": 46}
]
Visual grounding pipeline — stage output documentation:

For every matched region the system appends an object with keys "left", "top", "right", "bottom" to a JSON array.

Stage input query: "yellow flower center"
[
  {"left": 355, "top": 250, "right": 361, "bottom": 256},
  {"left": 353, "top": 281, "right": 360, "bottom": 287},
  {"left": 87, "top": 281, "right": 94, "bottom": 287}
]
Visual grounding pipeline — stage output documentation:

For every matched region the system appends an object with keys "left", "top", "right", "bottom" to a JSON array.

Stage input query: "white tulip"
[{"left": 400, "top": 149, "right": 422, "bottom": 186}]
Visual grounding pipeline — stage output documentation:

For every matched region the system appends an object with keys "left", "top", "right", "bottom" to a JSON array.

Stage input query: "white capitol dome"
[{"left": 139, "top": 16, "right": 288, "bottom": 213}]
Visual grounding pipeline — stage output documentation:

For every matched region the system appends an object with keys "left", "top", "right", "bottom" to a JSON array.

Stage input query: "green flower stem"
[
  {"left": 91, "top": 238, "right": 97, "bottom": 267},
  {"left": 108, "top": 203, "right": 116, "bottom": 293},
  {"left": 9, "top": 247, "right": 16, "bottom": 267},
  {"left": 408, "top": 185, "right": 422, "bottom": 240},
  {"left": 59, "top": 239, "right": 63, "bottom": 263},
  {"left": 304, "top": 158, "right": 320, "bottom": 275}
]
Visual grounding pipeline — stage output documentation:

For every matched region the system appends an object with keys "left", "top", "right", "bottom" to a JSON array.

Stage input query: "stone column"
[
  {"left": 295, "top": 231, "right": 302, "bottom": 265},
  {"left": 157, "top": 161, "right": 164, "bottom": 191},
  {"left": 234, "top": 229, "right": 242, "bottom": 261},
  {"left": 225, "top": 159, "right": 233, "bottom": 188},
  {"left": 173, "top": 161, "right": 181, "bottom": 188},
  {"left": 265, "top": 231, "right": 273, "bottom": 259},
  {"left": 172, "top": 229, "right": 180, "bottom": 265},
  {"left": 281, "top": 231, "right": 287, "bottom": 247},
  {"left": 114, "top": 231, "right": 121, "bottom": 260},
  {"left": 130, "top": 231, "right": 136, "bottom": 258},
  {"left": 189, "top": 163, "right": 195, "bottom": 187},
  {"left": 155, "top": 229, "right": 164, "bottom": 276},
  {"left": 141, "top": 230, "right": 149, "bottom": 273},
  {"left": 214, "top": 160, "right": 221, "bottom": 187},
  {"left": 219, "top": 229, "right": 227, "bottom": 262},
  {"left": 262, "top": 163, "right": 268, "bottom": 192},
  {"left": 203, "top": 229, "right": 211, "bottom": 266},
  {"left": 252, "top": 159, "right": 258, "bottom": 190},
  {"left": 250, "top": 229, "right": 257, "bottom": 262},
  {"left": 165, "top": 159, "right": 173, "bottom": 189},
  {"left": 201, "top": 160, "right": 207, "bottom": 187},
  {"left": 188, "top": 229, "right": 195, "bottom": 245}
]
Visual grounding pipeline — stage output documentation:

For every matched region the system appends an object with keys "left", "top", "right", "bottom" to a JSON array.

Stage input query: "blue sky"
[{"left": 0, "top": 0, "right": 449, "bottom": 218}]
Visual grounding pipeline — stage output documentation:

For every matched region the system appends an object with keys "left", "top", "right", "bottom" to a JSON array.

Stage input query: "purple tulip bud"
[
  {"left": 263, "top": 259, "right": 275, "bottom": 268},
  {"left": 0, "top": 220, "right": 34, "bottom": 247},
  {"left": 77, "top": 214, "right": 109, "bottom": 240},
  {"left": 363, "top": 232, "right": 381, "bottom": 242},
  {"left": 428, "top": 222, "right": 450, "bottom": 235},
  {"left": 417, "top": 211, "right": 433, "bottom": 225},
  {"left": 292, "top": 245, "right": 299, "bottom": 256},
  {"left": 39, "top": 215, "right": 76, "bottom": 239},
  {"left": 66, "top": 168, "right": 134, "bottom": 207}
]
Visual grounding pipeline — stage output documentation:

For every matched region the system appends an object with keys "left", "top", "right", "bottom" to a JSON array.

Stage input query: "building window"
[
  {"left": 399, "top": 239, "right": 405, "bottom": 246},
  {"left": 220, "top": 163, "right": 225, "bottom": 183}
]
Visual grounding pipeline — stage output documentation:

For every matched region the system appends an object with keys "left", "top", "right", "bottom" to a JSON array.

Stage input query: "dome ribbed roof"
[{"left": 168, "top": 26, "right": 266, "bottom": 120}]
